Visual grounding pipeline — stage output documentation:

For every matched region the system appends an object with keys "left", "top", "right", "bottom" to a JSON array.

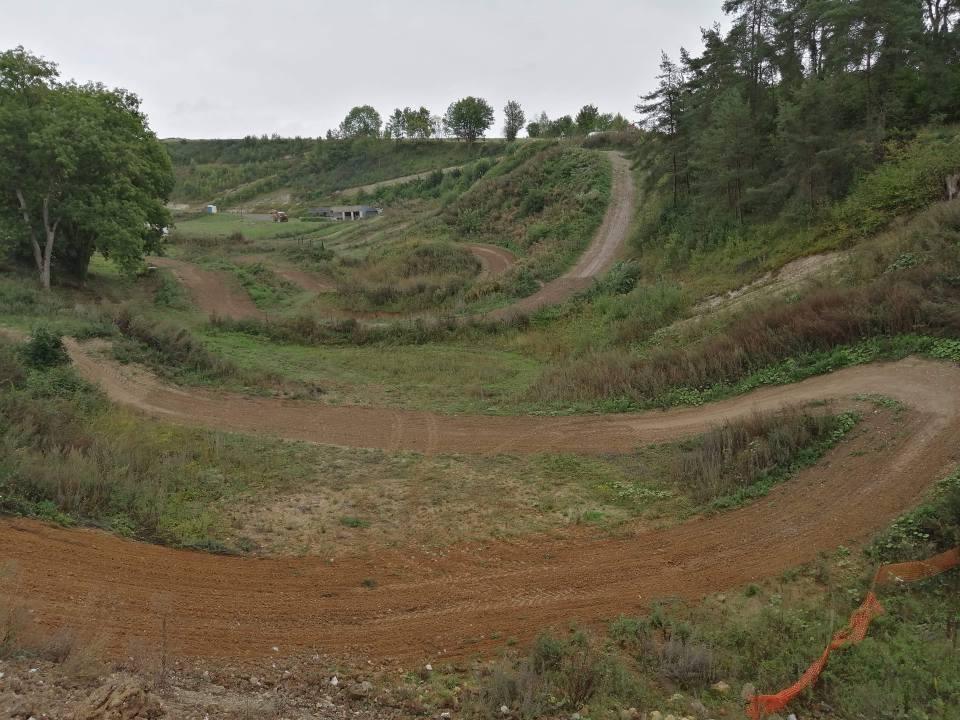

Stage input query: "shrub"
[
  {"left": 20, "top": 327, "right": 69, "bottom": 369},
  {"left": 835, "top": 130, "right": 960, "bottom": 240},
  {"left": 673, "top": 409, "right": 852, "bottom": 502},
  {"left": 531, "top": 264, "right": 960, "bottom": 406},
  {"left": 335, "top": 242, "right": 481, "bottom": 311}
]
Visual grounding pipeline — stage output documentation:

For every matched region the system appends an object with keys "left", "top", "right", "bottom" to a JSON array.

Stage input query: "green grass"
[
  {"left": 444, "top": 145, "right": 613, "bottom": 304},
  {"left": 170, "top": 213, "right": 328, "bottom": 242},
  {"left": 165, "top": 136, "right": 510, "bottom": 207},
  {"left": 198, "top": 329, "right": 542, "bottom": 413}
]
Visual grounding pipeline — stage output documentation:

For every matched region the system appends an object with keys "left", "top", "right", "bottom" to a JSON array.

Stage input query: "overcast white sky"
[{"left": 4, "top": 0, "right": 722, "bottom": 139}]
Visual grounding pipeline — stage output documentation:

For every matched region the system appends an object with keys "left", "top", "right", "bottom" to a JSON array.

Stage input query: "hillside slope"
[{"left": 165, "top": 136, "right": 507, "bottom": 207}]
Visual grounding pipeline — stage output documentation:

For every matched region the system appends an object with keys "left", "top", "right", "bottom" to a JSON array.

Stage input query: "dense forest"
[{"left": 637, "top": 0, "right": 960, "bottom": 261}]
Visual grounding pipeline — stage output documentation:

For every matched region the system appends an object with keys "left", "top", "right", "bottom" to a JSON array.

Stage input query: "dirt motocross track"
[
  {"left": 2, "top": 149, "right": 959, "bottom": 667},
  {"left": 2, "top": 348, "right": 959, "bottom": 663},
  {"left": 150, "top": 152, "right": 632, "bottom": 321}
]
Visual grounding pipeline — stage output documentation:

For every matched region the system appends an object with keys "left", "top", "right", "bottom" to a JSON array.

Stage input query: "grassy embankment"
[{"left": 165, "top": 136, "right": 507, "bottom": 209}]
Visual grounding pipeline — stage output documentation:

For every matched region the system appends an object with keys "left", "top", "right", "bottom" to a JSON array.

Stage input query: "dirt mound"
[{"left": 697, "top": 252, "right": 847, "bottom": 313}]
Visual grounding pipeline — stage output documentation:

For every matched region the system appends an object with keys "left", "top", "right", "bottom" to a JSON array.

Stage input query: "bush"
[
  {"left": 835, "top": 129, "right": 960, "bottom": 240},
  {"left": 20, "top": 327, "right": 69, "bottom": 369},
  {"left": 531, "top": 259, "right": 960, "bottom": 407},
  {"left": 673, "top": 409, "right": 854, "bottom": 503},
  {"left": 335, "top": 242, "right": 481, "bottom": 311}
]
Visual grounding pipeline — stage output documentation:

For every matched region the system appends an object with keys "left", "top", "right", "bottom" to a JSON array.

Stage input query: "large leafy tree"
[
  {"left": 444, "top": 96, "right": 494, "bottom": 142},
  {"left": 385, "top": 108, "right": 406, "bottom": 141},
  {"left": 503, "top": 100, "right": 526, "bottom": 141},
  {"left": 337, "top": 105, "right": 382, "bottom": 139},
  {"left": 403, "top": 106, "right": 433, "bottom": 139},
  {"left": 575, "top": 104, "right": 601, "bottom": 134},
  {"left": 0, "top": 47, "right": 173, "bottom": 289}
]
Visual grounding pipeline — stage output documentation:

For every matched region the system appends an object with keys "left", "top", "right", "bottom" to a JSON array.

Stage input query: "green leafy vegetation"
[
  {"left": 530, "top": 200, "right": 960, "bottom": 410},
  {"left": 636, "top": 0, "right": 960, "bottom": 285},
  {"left": 674, "top": 409, "right": 859, "bottom": 505},
  {"left": 0, "top": 47, "right": 173, "bottom": 287},
  {"left": 166, "top": 135, "right": 508, "bottom": 208},
  {"left": 19, "top": 326, "right": 69, "bottom": 368},
  {"left": 446, "top": 145, "right": 611, "bottom": 301},
  {"left": 336, "top": 242, "right": 481, "bottom": 311}
]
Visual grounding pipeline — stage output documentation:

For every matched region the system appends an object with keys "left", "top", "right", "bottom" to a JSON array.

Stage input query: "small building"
[
  {"left": 308, "top": 205, "right": 381, "bottom": 221},
  {"left": 205, "top": 204, "right": 218, "bottom": 214}
]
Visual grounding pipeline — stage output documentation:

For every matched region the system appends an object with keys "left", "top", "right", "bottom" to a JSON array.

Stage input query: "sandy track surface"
[
  {"left": 62, "top": 343, "right": 960, "bottom": 455},
  {"left": 465, "top": 243, "right": 516, "bottom": 279},
  {"left": 150, "top": 257, "right": 260, "bottom": 320},
  {"left": 489, "top": 152, "right": 635, "bottom": 320},
  {"left": 2, "top": 372, "right": 957, "bottom": 663},
  {"left": 11, "top": 298, "right": 954, "bottom": 455}
]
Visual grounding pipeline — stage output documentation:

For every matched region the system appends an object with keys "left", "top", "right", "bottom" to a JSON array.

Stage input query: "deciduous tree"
[
  {"left": 338, "top": 105, "right": 382, "bottom": 139},
  {"left": 503, "top": 100, "right": 525, "bottom": 141},
  {"left": 444, "top": 97, "right": 494, "bottom": 142},
  {"left": 0, "top": 47, "right": 173, "bottom": 289}
]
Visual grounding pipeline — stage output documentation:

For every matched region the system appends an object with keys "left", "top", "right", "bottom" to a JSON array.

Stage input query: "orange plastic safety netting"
[{"left": 745, "top": 547, "right": 960, "bottom": 720}]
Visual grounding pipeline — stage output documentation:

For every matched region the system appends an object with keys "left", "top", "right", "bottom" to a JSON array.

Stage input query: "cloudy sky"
[{"left": 4, "top": 0, "right": 722, "bottom": 139}]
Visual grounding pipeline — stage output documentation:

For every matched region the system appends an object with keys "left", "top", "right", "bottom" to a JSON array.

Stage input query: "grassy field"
[{"left": 199, "top": 330, "right": 542, "bottom": 412}]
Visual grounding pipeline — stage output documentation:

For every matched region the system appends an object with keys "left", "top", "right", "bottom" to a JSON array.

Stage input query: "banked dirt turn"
[{"left": 2, "top": 346, "right": 959, "bottom": 664}]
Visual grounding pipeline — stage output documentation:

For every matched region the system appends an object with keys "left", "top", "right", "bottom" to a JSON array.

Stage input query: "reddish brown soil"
[
  {"left": 489, "top": 152, "right": 635, "bottom": 320},
  {"left": 150, "top": 257, "right": 260, "bottom": 320},
  {"left": 3, "top": 399, "right": 957, "bottom": 665},
  {"left": 63, "top": 340, "right": 958, "bottom": 455},
  {"left": 4, "top": 332, "right": 960, "bottom": 664},
  {"left": 465, "top": 243, "right": 516, "bottom": 279}
]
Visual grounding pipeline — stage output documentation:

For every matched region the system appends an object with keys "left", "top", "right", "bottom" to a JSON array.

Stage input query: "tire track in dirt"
[
  {"left": 4, "top": 330, "right": 960, "bottom": 663},
  {"left": 464, "top": 243, "right": 516, "bottom": 279},
  {"left": 2, "top": 395, "right": 957, "bottom": 664},
  {"left": 62, "top": 339, "right": 958, "bottom": 456},
  {"left": 150, "top": 257, "right": 260, "bottom": 320}
]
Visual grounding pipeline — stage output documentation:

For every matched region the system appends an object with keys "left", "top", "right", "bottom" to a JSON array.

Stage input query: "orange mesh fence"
[{"left": 746, "top": 547, "right": 960, "bottom": 720}]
